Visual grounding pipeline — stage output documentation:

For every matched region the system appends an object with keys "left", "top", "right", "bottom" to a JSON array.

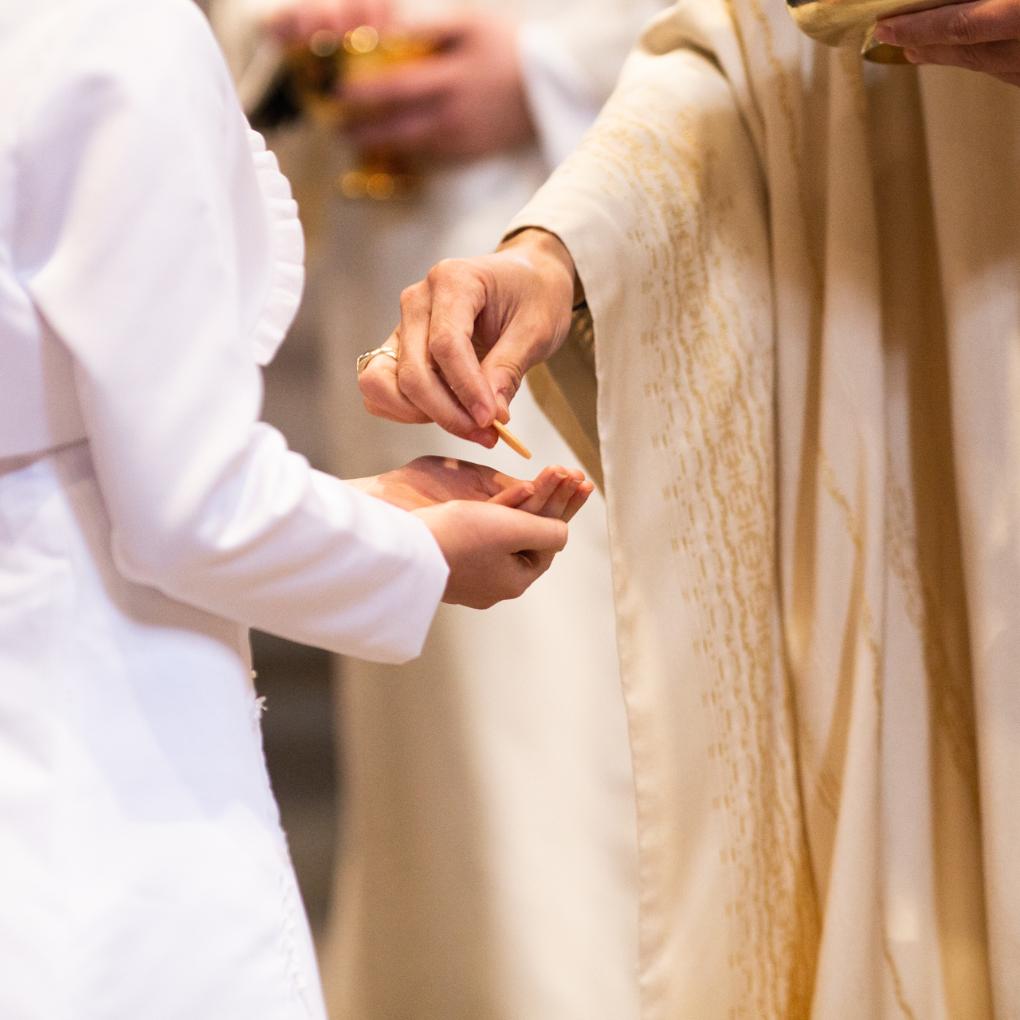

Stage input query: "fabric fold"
[{"left": 247, "top": 129, "right": 305, "bottom": 366}]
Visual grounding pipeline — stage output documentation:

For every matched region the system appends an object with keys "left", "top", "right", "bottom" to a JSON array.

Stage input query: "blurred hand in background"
[
  {"left": 875, "top": 0, "right": 1020, "bottom": 86},
  {"left": 341, "top": 11, "right": 536, "bottom": 161}
]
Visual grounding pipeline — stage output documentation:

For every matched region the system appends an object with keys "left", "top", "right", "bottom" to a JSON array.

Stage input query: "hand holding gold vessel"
[
  {"left": 873, "top": 0, "right": 1020, "bottom": 85},
  {"left": 357, "top": 232, "right": 576, "bottom": 452},
  {"left": 786, "top": 0, "right": 970, "bottom": 62}
]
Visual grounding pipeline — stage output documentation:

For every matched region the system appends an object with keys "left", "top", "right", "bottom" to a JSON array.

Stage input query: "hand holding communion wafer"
[{"left": 357, "top": 230, "right": 578, "bottom": 449}]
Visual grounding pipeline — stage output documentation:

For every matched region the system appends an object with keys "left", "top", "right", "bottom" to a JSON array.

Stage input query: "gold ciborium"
[
  {"left": 285, "top": 25, "right": 437, "bottom": 200},
  {"left": 787, "top": 0, "right": 967, "bottom": 62}
]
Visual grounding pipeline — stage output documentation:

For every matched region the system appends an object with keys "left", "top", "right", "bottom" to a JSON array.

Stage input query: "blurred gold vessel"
[
  {"left": 286, "top": 25, "right": 436, "bottom": 200},
  {"left": 787, "top": 0, "right": 966, "bottom": 62}
]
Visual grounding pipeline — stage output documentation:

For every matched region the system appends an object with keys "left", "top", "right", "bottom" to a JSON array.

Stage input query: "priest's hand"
[
  {"left": 358, "top": 229, "right": 578, "bottom": 447},
  {"left": 341, "top": 12, "right": 534, "bottom": 160},
  {"left": 874, "top": 0, "right": 1020, "bottom": 86},
  {"left": 263, "top": 0, "right": 392, "bottom": 44},
  {"left": 348, "top": 456, "right": 592, "bottom": 608}
]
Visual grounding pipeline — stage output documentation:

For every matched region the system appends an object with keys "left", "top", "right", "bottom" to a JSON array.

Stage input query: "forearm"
[{"left": 98, "top": 416, "right": 449, "bottom": 663}]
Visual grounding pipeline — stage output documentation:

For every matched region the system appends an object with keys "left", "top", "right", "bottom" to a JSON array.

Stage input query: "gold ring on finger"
[{"left": 355, "top": 345, "right": 399, "bottom": 377}]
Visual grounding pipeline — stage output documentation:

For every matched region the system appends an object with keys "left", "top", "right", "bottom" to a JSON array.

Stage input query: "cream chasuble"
[{"left": 510, "top": 2, "right": 1020, "bottom": 1017}]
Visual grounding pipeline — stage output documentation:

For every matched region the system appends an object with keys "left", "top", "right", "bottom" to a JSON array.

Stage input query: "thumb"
[{"left": 497, "top": 509, "right": 568, "bottom": 555}]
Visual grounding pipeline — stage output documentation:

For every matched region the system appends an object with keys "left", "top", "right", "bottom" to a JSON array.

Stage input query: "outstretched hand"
[
  {"left": 349, "top": 455, "right": 593, "bottom": 609},
  {"left": 350, "top": 455, "right": 591, "bottom": 521},
  {"left": 875, "top": 0, "right": 1020, "bottom": 86},
  {"left": 357, "top": 229, "right": 578, "bottom": 447}
]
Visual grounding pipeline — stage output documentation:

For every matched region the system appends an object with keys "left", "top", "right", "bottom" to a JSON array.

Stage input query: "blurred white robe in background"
[{"left": 210, "top": 1, "right": 664, "bottom": 1017}]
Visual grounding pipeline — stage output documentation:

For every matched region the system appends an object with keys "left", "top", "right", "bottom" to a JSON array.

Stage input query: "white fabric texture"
[{"left": 0, "top": 0, "right": 450, "bottom": 1015}]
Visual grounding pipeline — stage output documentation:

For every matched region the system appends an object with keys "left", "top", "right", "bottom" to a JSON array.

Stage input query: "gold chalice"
[
  {"left": 286, "top": 25, "right": 437, "bottom": 200},
  {"left": 787, "top": 0, "right": 968, "bottom": 62}
]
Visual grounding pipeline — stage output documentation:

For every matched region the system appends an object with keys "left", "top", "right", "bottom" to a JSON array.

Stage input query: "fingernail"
[
  {"left": 903, "top": 47, "right": 920, "bottom": 62},
  {"left": 471, "top": 402, "right": 491, "bottom": 428},
  {"left": 874, "top": 25, "right": 891, "bottom": 43}
]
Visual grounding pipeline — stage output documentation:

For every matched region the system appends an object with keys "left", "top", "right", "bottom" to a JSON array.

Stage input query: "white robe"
[
  {"left": 208, "top": 2, "right": 663, "bottom": 1017},
  {"left": 0, "top": 1, "right": 447, "bottom": 1016}
]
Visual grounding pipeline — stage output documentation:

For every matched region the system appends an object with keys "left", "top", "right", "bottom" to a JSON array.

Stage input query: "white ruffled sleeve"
[
  {"left": 246, "top": 128, "right": 304, "bottom": 367},
  {"left": 19, "top": 1, "right": 447, "bottom": 663}
]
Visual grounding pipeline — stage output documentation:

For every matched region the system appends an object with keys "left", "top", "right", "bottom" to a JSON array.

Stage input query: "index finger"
[
  {"left": 395, "top": 275, "right": 496, "bottom": 442},
  {"left": 876, "top": 0, "right": 1020, "bottom": 47},
  {"left": 425, "top": 262, "right": 500, "bottom": 429}
]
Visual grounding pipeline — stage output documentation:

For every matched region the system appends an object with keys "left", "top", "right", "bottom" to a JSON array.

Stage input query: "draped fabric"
[{"left": 510, "top": 2, "right": 1020, "bottom": 1016}]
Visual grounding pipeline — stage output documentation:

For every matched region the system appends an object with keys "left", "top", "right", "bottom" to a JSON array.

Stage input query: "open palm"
[{"left": 351, "top": 455, "right": 591, "bottom": 521}]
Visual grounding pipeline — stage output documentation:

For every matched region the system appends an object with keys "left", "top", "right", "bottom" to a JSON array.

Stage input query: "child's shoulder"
[
  {"left": 66, "top": 0, "right": 226, "bottom": 90},
  {"left": 3, "top": 0, "right": 239, "bottom": 168},
  {"left": 66, "top": 0, "right": 212, "bottom": 40},
  {"left": 10, "top": 0, "right": 232, "bottom": 131}
]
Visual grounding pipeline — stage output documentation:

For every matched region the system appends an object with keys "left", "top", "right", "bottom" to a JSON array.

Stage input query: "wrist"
[{"left": 499, "top": 228, "right": 579, "bottom": 303}]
